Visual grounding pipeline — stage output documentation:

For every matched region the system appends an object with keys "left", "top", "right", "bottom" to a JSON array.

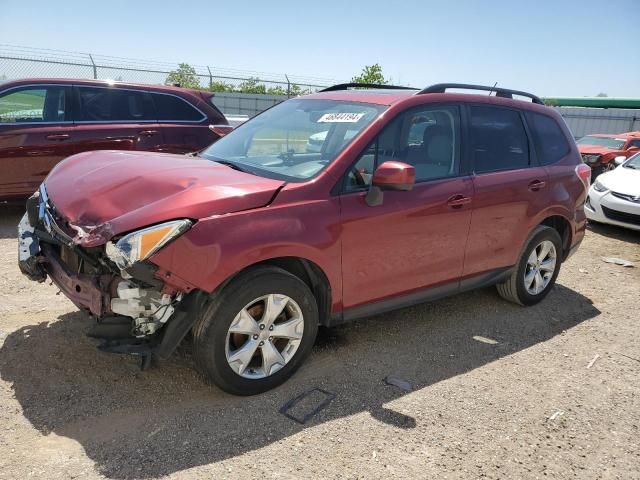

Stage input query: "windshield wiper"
[{"left": 214, "top": 160, "right": 249, "bottom": 173}]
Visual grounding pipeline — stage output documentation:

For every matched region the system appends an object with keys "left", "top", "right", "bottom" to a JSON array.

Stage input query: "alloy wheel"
[
  {"left": 225, "top": 294, "right": 304, "bottom": 379},
  {"left": 524, "top": 240, "right": 557, "bottom": 295}
]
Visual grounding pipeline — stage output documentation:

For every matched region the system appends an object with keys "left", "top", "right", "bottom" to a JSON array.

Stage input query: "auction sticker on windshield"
[{"left": 318, "top": 113, "right": 365, "bottom": 123}]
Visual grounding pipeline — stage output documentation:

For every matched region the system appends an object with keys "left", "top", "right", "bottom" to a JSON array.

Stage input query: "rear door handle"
[
  {"left": 447, "top": 194, "right": 472, "bottom": 208},
  {"left": 138, "top": 130, "right": 158, "bottom": 137},
  {"left": 528, "top": 180, "right": 547, "bottom": 191},
  {"left": 46, "top": 134, "right": 70, "bottom": 141}
]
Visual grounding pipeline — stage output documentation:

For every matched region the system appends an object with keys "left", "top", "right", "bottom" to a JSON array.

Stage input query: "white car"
[{"left": 585, "top": 153, "right": 640, "bottom": 231}]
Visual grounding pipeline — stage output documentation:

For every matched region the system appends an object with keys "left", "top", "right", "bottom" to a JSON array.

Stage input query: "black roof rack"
[
  {"left": 418, "top": 83, "right": 544, "bottom": 105},
  {"left": 320, "top": 83, "right": 417, "bottom": 92}
]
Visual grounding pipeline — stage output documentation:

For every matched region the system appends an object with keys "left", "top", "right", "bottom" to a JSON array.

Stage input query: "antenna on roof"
[{"left": 488, "top": 82, "right": 497, "bottom": 96}]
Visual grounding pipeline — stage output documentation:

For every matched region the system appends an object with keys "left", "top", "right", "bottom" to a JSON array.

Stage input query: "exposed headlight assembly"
[
  {"left": 105, "top": 219, "right": 192, "bottom": 270},
  {"left": 592, "top": 180, "right": 608, "bottom": 193}
]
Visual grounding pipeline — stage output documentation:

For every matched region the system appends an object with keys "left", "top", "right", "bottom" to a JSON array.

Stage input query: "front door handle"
[
  {"left": 46, "top": 134, "right": 70, "bottom": 141},
  {"left": 138, "top": 130, "right": 158, "bottom": 138},
  {"left": 447, "top": 194, "right": 472, "bottom": 209},
  {"left": 528, "top": 180, "right": 547, "bottom": 191}
]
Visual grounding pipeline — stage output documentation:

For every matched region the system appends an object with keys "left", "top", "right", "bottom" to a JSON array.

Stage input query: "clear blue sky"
[{"left": 1, "top": 0, "right": 639, "bottom": 96}]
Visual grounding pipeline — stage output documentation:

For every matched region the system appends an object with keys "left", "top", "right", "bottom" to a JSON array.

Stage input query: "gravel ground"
[{"left": 0, "top": 205, "right": 638, "bottom": 480}]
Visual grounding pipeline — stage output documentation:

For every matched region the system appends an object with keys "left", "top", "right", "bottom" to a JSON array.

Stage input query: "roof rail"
[
  {"left": 320, "top": 83, "right": 417, "bottom": 92},
  {"left": 418, "top": 83, "right": 544, "bottom": 105}
]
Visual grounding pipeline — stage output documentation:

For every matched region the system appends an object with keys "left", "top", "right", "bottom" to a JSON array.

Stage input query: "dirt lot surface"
[{"left": 0, "top": 205, "right": 638, "bottom": 479}]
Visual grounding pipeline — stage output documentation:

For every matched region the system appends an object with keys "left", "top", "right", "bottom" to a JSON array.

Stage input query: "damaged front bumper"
[{"left": 17, "top": 192, "right": 206, "bottom": 365}]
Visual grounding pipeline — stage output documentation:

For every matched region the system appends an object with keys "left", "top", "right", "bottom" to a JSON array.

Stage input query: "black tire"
[
  {"left": 193, "top": 266, "right": 319, "bottom": 395},
  {"left": 496, "top": 226, "right": 563, "bottom": 306}
]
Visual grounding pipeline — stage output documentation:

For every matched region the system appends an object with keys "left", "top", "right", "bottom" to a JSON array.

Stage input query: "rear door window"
[
  {"left": 0, "top": 86, "right": 69, "bottom": 123},
  {"left": 525, "top": 111, "right": 570, "bottom": 165},
  {"left": 469, "top": 106, "right": 530, "bottom": 173},
  {"left": 152, "top": 93, "right": 204, "bottom": 122},
  {"left": 76, "top": 87, "right": 155, "bottom": 122}
]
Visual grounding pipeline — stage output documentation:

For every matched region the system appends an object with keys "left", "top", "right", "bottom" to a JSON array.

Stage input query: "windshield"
[
  {"left": 624, "top": 152, "right": 640, "bottom": 169},
  {"left": 200, "top": 99, "right": 385, "bottom": 181},
  {"left": 576, "top": 135, "right": 625, "bottom": 149}
]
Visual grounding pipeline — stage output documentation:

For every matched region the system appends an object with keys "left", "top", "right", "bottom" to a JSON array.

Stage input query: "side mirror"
[
  {"left": 614, "top": 155, "right": 626, "bottom": 166},
  {"left": 365, "top": 161, "right": 416, "bottom": 206}
]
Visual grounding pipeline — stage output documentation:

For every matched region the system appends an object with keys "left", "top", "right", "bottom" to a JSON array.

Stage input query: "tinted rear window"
[
  {"left": 470, "top": 106, "right": 530, "bottom": 173},
  {"left": 77, "top": 87, "right": 155, "bottom": 122},
  {"left": 525, "top": 111, "right": 570, "bottom": 165},
  {"left": 152, "top": 94, "right": 204, "bottom": 122}
]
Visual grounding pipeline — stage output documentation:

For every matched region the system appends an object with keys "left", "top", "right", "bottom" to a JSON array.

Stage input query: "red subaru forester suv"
[{"left": 18, "top": 83, "right": 590, "bottom": 395}]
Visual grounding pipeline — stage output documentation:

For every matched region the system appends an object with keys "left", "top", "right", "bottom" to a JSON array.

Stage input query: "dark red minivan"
[
  {"left": 18, "top": 83, "right": 591, "bottom": 395},
  {"left": 0, "top": 78, "right": 227, "bottom": 201}
]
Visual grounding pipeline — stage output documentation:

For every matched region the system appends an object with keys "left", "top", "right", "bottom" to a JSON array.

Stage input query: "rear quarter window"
[
  {"left": 152, "top": 93, "right": 204, "bottom": 122},
  {"left": 525, "top": 111, "right": 570, "bottom": 165}
]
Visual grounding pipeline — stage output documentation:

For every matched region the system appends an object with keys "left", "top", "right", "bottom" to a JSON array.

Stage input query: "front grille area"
[
  {"left": 611, "top": 191, "right": 640, "bottom": 204},
  {"left": 602, "top": 205, "right": 640, "bottom": 226}
]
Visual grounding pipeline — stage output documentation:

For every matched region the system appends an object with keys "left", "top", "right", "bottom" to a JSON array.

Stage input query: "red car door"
[
  {"left": 339, "top": 104, "right": 473, "bottom": 310},
  {"left": 70, "top": 85, "right": 164, "bottom": 155},
  {"left": 0, "top": 84, "right": 74, "bottom": 200},
  {"left": 463, "top": 105, "right": 550, "bottom": 276}
]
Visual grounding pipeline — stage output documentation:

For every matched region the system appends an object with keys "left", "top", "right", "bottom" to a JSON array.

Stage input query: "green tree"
[
  {"left": 351, "top": 64, "right": 388, "bottom": 85},
  {"left": 267, "top": 84, "right": 304, "bottom": 96},
  {"left": 209, "top": 80, "right": 234, "bottom": 93},
  {"left": 266, "top": 85, "right": 287, "bottom": 96},
  {"left": 237, "top": 77, "right": 267, "bottom": 94},
  {"left": 165, "top": 63, "right": 201, "bottom": 89},
  {"left": 289, "top": 84, "right": 303, "bottom": 96}
]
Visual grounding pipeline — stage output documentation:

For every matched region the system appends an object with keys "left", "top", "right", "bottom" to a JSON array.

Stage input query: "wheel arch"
[
  {"left": 538, "top": 214, "right": 572, "bottom": 261},
  {"left": 214, "top": 256, "right": 333, "bottom": 326}
]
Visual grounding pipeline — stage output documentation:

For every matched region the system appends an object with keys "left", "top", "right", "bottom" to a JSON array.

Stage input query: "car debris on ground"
[{"left": 601, "top": 257, "right": 635, "bottom": 267}]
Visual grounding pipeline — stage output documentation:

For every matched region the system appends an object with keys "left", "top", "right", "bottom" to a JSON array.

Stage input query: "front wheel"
[
  {"left": 193, "top": 266, "right": 319, "bottom": 395},
  {"left": 496, "top": 226, "right": 563, "bottom": 306}
]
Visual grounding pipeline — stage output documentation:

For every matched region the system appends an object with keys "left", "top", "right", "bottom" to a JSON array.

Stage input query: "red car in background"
[
  {"left": 576, "top": 131, "right": 640, "bottom": 178},
  {"left": 0, "top": 78, "right": 228, "bottom": 201}
]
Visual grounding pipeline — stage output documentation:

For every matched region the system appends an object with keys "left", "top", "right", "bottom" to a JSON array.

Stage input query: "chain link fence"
[{"left": 0, "top": 44, "right": 338, "bottom": 97}]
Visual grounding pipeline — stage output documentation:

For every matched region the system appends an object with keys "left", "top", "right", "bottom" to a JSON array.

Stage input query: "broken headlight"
[{"left": 105, "top": 219, "right": 192, "bottom": 270}]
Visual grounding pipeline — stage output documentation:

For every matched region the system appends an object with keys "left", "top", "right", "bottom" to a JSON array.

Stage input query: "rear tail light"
[
  {"left": 575, "top": 163, "right": 591, "bottom": 190},
  {"left": 209, "top": 124, "right": 234, "bottom": 137}
]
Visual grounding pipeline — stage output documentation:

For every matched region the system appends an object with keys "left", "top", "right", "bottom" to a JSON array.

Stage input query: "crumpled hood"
[
  {"left": 44, "top": 150, "right": 285, "bottom": 246},
  {"left": 578, "top": 145, "right": 616, "bottom": 155},
  {"left": 599, "top": 167, "right": 640, "bottom": 196}
]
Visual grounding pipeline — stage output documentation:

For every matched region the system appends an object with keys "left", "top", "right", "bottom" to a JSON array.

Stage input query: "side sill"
[{"left": 326, "top": 267, "right": 513, "bottom": 327}]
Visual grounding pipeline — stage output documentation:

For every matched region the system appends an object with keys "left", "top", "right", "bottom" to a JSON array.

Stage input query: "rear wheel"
[
  {"left": 497, "top": 226, "right": 562, "bottom": 306},
  {"left": 193, "top": 266, "right": 318, "bottom": 395}
]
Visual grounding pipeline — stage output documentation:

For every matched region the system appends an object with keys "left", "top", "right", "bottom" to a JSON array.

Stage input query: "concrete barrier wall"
[
  {"left": 211, "top": 92, "right": 288, "bottom": 117},
  {"left": 211, "top": 93, "right": 640, "bottom": 139},
  {"left": 554, "top": 107, "right": 640, "bottom": 138}
]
